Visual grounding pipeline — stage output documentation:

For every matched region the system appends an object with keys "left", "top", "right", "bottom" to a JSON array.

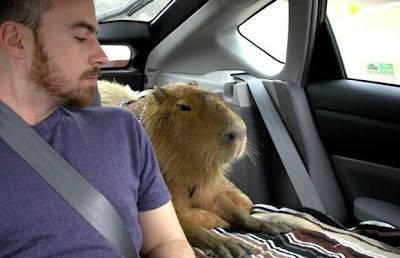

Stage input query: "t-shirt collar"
[{"left": 32, "top": 107, "right": 62, "bottom": 135}]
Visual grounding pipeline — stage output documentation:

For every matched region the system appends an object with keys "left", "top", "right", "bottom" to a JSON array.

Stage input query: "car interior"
[{"left": 96, "top": 0, "right": 400, "bottom": 230}]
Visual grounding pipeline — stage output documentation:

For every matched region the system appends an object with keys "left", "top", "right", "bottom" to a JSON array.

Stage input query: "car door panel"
[
  {"left": 307, "top": 79, "right": 400, "bottom": 224},
  {"left": 307, "top": 79, "right": 400, "bottom": 223},
  {"left": 307, "top": 80, "right": 400, "bottom": 169}
]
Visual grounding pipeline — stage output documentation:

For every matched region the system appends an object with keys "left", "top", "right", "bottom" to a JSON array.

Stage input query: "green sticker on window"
[
  {"left": 379, "top": 63, "right": 394, "bottom": 76},
  {"left": 367, "top": 63, "right": 394, "bottom": 76}
]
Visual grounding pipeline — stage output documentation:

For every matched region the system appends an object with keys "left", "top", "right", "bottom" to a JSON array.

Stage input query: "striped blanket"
[{"left": 194, "top": 204, "right": 400, "bottom": 257}]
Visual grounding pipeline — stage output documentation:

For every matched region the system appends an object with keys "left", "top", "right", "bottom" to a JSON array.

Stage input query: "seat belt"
[
  {"left": 0, "top": 101, "right": 136, "bottom": 258},
  {"left": 234, "top": 74, "right": 326, "bottom": 214}
]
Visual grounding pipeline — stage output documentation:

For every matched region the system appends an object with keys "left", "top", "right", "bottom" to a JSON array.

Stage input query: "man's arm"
[{"left": 138, "top": 200, "right": 195, "bottom": 258}]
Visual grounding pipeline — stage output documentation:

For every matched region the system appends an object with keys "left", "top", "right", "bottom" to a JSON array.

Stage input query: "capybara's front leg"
[
  {"left": 215, "top": 194, "right": 293, "bottom": 235},
  {"left": 222, "top": 178, "right": 253, "bottom": 213},
  {"left": 182, "top": 208, "right": 231, "bottom": 229}
]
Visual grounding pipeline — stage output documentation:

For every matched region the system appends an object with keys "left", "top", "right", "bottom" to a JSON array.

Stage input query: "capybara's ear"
[
  {"left": 188, "top": 81, "right": 200, "bottom": 88},
  {"left": 153, "top": 86, "right": 167, "bottom": 103}
]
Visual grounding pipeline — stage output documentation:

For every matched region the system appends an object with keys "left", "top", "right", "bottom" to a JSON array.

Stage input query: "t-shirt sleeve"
[{"left": 135, "top": 122, "right": 171, "bottom": 212}]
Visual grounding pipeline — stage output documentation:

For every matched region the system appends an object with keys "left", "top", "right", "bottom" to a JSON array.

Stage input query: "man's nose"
[{"left": 90, "top": 40, "right": 108, "bottom": 66}]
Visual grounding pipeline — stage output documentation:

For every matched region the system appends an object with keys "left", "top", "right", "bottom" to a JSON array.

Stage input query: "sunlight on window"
[
  {"left": 328, "top": 0, "right": 400, "bottom": 85},
  {"left": 95, "top": 0, "right": 171, "bottom": 22},
  {"left": 100, "top": 45, "right": 132, "bottom": 68},
  {"left": 239, "top": 0, "right": 288, "bottom": 63}
]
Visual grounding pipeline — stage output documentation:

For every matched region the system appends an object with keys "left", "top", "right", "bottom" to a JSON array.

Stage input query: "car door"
[{"left": 306, "top": 0, "right": 400, "bottom": 227}]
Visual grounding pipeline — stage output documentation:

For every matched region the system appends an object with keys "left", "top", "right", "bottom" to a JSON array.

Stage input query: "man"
[{"left": 0, "top": 0, "right": 195, "bottom": 257}]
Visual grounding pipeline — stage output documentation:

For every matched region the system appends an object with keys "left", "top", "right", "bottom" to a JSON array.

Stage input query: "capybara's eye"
[{"left": 177, "top": 104, "right": 192, "bottom": 111}]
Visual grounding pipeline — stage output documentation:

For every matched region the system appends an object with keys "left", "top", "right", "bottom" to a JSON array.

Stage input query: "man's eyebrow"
[{"left": 70, "top": 21, "right": 99, "bottom": 34}]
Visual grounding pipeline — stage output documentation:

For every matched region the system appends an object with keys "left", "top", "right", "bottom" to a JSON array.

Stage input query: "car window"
[
  {"left": 239, "top": 0, "right": 288, "bottom": 64},
  {"left": 327, "top": 0, "right": 400, "bottom": 86},
  {"left": 94, "top": 0, "right": 171, "bottom": 22},
  {"left": 100, "top": 45, "right": 132, "bottom": 68}
]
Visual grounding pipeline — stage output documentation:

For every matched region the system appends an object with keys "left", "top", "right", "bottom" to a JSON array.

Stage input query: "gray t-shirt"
[{"left": 0, "top": 106, "right": 171, "bottom": 257}]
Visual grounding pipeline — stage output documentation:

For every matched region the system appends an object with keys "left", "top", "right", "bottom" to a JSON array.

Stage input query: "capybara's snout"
[
  {"left": 224, "top": 120, "right": 246, "bottom": 144},
  {"left": 221, "top": 115, "right": 247, "bottom": 160}
]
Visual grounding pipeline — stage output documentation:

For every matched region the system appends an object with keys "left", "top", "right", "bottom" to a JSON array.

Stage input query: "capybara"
[{"left": 98, "top": 80, "right": 292, "bottom": 257}]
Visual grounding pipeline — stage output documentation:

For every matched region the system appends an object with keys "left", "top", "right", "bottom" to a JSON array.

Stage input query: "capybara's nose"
[{"left": 225, "top": 129, "right": 246, "bottom": 144}]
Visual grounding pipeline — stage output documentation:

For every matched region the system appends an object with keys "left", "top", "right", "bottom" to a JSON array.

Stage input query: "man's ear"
[{"left": 0, "top": 21, "right": 29, "bottom": 59}]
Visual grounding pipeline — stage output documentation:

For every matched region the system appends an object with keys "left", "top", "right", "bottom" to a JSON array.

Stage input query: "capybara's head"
[{"left": 141, "top": 83, "right": 247, "bottom": 171}]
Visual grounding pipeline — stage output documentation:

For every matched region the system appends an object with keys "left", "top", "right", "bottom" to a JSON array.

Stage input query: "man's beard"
[{"left": 29, "top": 32, "right": 101, "bottom": 108}]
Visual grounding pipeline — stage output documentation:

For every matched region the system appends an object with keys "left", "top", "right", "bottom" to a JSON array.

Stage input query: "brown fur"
[{"left": 98, "top": 80, "right": 292, "bottom": 257}]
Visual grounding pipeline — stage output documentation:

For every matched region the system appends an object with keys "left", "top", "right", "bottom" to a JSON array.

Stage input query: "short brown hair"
[{"left": 0, "top": 0, "right": 53, "bottom": 31}]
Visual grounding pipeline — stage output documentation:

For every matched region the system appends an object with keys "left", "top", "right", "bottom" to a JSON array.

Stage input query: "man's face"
[{"left": 29, "top": 0, "right": 107, "bottom": 108}]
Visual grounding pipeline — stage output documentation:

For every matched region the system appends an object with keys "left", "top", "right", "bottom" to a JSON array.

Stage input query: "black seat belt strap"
[
  {"left": 234, "top": 74, "right": 326, "bottom": 214},
  {"left": 0, "top": 101, "right": 136, "bottom": 258}
]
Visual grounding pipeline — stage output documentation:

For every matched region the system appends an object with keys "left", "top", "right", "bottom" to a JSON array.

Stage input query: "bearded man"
[{"left": 0, "top": 1, "right": 194, "bottom": 257}]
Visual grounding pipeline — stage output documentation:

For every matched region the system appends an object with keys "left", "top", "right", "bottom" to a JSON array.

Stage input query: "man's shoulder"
[
  {"left": 63, "top": 105, "right": 135, "bottom": 119},
  {"left": 61, "top": 106, "right": 140, "bottom": 128}
]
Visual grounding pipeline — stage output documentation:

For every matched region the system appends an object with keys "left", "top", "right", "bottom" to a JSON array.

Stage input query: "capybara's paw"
[
  {"left": 204, "top": 249, "right": 218, "bottom": 257},
  {"left": 213, "top": 241, "right": 251, "bottom": 258},
  {"left": 259, "top": 221, "right": 294, "bottom": 235}
]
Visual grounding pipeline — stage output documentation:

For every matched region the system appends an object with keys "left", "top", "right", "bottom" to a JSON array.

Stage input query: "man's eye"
[{"left": 75, "top": 37, "right": 87, "bottom": 42}]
